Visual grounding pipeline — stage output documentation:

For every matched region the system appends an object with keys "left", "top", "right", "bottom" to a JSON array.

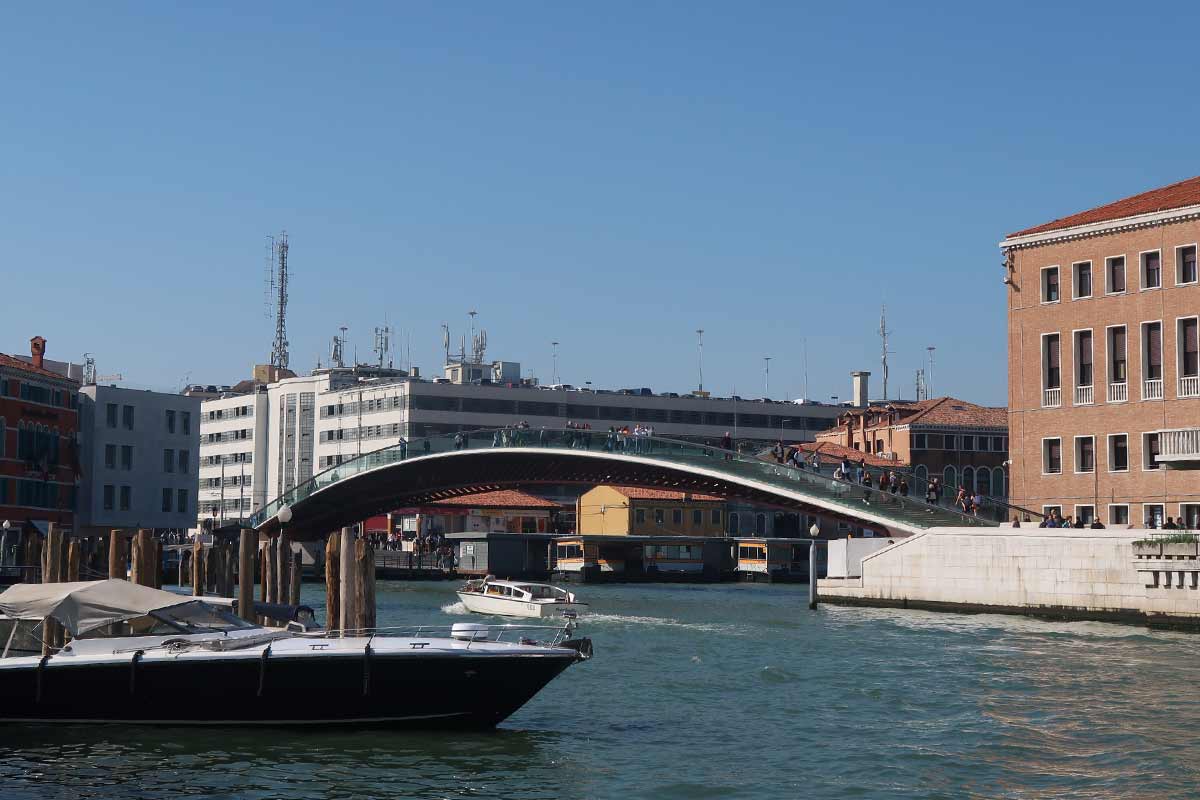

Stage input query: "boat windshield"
[
  {"left": 151, "top": 601, "right": 258, "bottom": 633},
  {"left": 523, "top": 585, "right": 562, "bottom": 600}
]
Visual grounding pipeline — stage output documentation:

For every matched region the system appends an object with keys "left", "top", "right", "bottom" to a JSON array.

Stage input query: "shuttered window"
[
  {"left": 1076, "top": 330, "right": 1093, "bottom": 386},
  {"left": 1110, "top": 327, "right": 1127, "bottom": 382},
  {"left": 1045, "top": 334, "right": 1061, "bottom": 389},
  {"left": 1182, "top": 319, "right": 1199, "bottom": 377},
  {"left": 1146, "top": 323, "right": 1163, "bottom": 379}
]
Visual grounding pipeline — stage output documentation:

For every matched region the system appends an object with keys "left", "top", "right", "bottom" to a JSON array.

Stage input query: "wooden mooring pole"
[
  {"left": 339, "top": 526, "right": 356, "bottom": 636},
  {"left": 42, "top": 523, "right": 63, "bottom": 655},
  {"left": 325, "top": 532, "right": 340, "bottom": 635},
  {"left": 192, "top": 535, "right": 204, "bottom": 596},
  {"left": 265, "top": 537, "right": 279, "bottom": 605},
  {"left": 238, "top": 529, "right": 255, "bottom": 622},
  {"left": 108, "top": 529, "right": 125, "bottom": 579},
  {"left": 66, "top": 539, "right": 80, "bottom": 582},
  {"left": 289, "top": 550, "right": 302, "bottom": 607},
  {"left": 355, "top": 537, "right": 376, "bottom": 633}
]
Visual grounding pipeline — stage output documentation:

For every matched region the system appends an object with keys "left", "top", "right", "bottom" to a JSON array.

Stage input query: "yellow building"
[{"left": 577, "top": 485, "right": 726, "bottom": 536}]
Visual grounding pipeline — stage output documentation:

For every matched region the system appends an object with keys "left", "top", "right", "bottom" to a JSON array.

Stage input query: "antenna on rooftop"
[
  {"left": 374, "top": 324, "right": 392, "bottom": 368},
  {"left": 552, "top": 341, "right": 560, "bottom": 384},
  {"left": 267, "top": 232, "right": 290, "bottom": 370},
  {"left": 441, "top": 323, "right": 451, "bottom": 365},
  {"left": 879, "top": 304, "right": 892, "bottom": 400},
  {"left": 83, "top": 354, "right": 97, "bottom": 386},
  {"left": 926, "top": 346, "right": 936, "bottom": 397}
]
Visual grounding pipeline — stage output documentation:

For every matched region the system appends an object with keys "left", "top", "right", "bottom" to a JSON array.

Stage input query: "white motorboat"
[
  {"left": 0, "top": 579, "right": 591, "bottom": 727},
  {"left": 457, "top": 577, "right": 587, "bottom": 619}
]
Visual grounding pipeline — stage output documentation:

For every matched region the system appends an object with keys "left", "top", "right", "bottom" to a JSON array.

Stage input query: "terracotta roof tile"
[
  {"left": 902, "top": 397, "right": 1007, "bottom": 428},
  {"left": 0, "top": 353, "right": 79, "bottom": 382},
  {"left": 609, "top": 486, "right": 725, "bottom": 502},
  {"left": 1008, "top": 175, "right": 1200, "bottom": 238},
  {"left": 794, "top": 441, "right": 895, "bottom": 468},
  {"left": 428, "top": 490, "right": 560, "bottom": 510}
]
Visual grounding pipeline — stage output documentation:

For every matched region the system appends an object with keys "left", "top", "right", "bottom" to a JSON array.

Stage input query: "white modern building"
[
  {"left": 194, "top": 385, "right": 270, "bottom": 528},
  {"left": 77, "top": 384, "right": 200, "bottom": 535}
]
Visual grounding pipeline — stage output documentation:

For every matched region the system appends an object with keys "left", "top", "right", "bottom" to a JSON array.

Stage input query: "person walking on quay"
[
  {"left": 878, "top": 471, "right": 891, "bottom": 493},
  {"left": 721, "top": 431, "right": 734, "bottom": 460},
  {"left": 810, "top": 453, "right": 821, "bottom": 473},
  {"left": 898, "top": 476, "right": 909, "bottom": 497},
  {"left": 772, "top": 441, "right": 785, "bottom": 464},
  {"left": 925, "top": 477, "right": 940, "bottom": 505},
  {"left": 605, "top": 426, "right": 616, "bottom": 452},
  {"left": 454, "top": 432, "right": 465, "bottom": 450},
  {"left": 889, "top": 472, "right": 900, "bottom": 494},
  {"left": 954, "top": 485, "right": 968, "bottom": 512},
  {"left": 855, "top": 459, "right": 865, "bottom": 484},
  {"left": 493, "top": 429, "right": 502, "bottom": 447},
  {"left": 862, "top": 470, "right": 873, "bottom": 489},
  {"left": 971, "top": 489, "right": 984, "bottom": 516},
  {"left": 398, "top": 436, "right": 408, "bottom": 460}
]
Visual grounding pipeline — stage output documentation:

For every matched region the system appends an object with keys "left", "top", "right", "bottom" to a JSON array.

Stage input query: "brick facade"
[{"left": 1003, "top": 178, "right": 1200, "bottom": 527}]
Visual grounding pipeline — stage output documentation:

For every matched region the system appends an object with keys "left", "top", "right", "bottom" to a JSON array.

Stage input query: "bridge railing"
[{"left": 250, "top": 427, "right": 995, "bottom": 530}]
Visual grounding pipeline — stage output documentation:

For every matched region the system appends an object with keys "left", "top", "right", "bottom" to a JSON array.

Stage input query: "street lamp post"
[{"left": 0, "top": 520, "right": 9, "bottom": 568}]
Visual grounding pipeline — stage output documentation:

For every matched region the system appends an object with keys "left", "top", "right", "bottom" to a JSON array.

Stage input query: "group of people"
[{"left": 1030, "top": 509, "right": 1106, "bottom": 529}]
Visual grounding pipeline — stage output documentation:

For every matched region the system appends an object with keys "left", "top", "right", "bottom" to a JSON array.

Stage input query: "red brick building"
[
  {"left": 812, "top": 397, "right": 1009, "bottom": 498},
  {"left": 0, "top": 337, "right": 81, "bottom": 536},
  {"left": 1002, "top": 176, "right": 1200, "bottom": 527}
]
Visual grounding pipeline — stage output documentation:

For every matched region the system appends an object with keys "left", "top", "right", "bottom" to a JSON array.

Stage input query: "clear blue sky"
[{"left": 4, "top": 2, "right": 1198, "bottom": 405}]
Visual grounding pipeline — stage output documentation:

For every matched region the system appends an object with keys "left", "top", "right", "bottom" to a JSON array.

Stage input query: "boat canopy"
[{"left": 0, "top": 579, "right": 193, "bottom": 636}]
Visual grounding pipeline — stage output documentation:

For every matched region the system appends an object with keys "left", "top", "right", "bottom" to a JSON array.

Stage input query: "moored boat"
[
  {"left": 457, "top": 576, "right": 587, "bottom": 619},
  {"left": 0, "top": 579, "right": 591, "bottom": 727}
]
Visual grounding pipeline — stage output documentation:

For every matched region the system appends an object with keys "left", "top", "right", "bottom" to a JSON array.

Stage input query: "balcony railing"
[
  {"left": 1042, "top": 387, "right": 1061, "bottom": 408},
  {"left": 1107, "top": 382, "right": 1128, "bottom": 403},
  {"left": 1074, "top": 385, "right": 1094, "bottom": 405},
  {"left": 1143, "top": 378, "right": 1164, "bottom": 400},
  {"left": 1180, "top": 375, "right": 1200, "bottom": 399},
  {"left": 1157, "top": 427, "right": 1200, "bottom": 463}
]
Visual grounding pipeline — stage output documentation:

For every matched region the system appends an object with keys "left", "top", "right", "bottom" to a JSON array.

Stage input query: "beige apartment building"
[{"left": 1002, "top": 176, "right": 1200, "bottom": 527}]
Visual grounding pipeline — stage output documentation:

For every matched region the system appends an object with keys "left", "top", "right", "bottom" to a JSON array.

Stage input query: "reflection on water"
[{"left": 2, "top": 581, "right": 1199, "bottom": 799}]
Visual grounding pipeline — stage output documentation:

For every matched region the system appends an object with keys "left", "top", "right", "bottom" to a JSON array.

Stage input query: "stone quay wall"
[{"left": 818, "top": 528, "right": 1200, "bottom": 628}]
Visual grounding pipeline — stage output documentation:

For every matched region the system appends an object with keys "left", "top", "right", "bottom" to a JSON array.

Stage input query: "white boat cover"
[{"left": 0, "top": 579, "right": 192, "bottom": 636}]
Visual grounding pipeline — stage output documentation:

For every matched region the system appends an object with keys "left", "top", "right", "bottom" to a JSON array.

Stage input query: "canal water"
[{"left": 1, "top": 581, "right": 1198, "bottom": 799}]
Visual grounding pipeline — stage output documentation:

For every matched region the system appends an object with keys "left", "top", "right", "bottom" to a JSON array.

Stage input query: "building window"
[
  {"left": 1144, "top": 503, "right": 1165, "bottom": 528},
  {"left": 182, "top": 411, "right": 191, "bottom": 435},
  {"left": 974, "top": 466, "right": 991, "bottom": 495},
  {"left": 634, "top": 509, "right": 645, "bottom": 525},
  {"left": 914, "top": 464, "right": 928, "bottom": 483},
  {"left": 1106, "top": 256, "right": 1126, "bottom": 294},
  {"left": 163, "top": 449, "right": 174, "bottom": 473},
  {"left": 179, "top": 449, "right": 190, "bottom": 474},
  {"left": 1041, "top": 266, "right": 1060, "bottom": 303},
  {"left": 672, "top": 509, "right": 683, "bottom": 526},
  {"left": 711, "top": 509, "right": 721, "bottom": 525},
  {"left": 104, "top": 444, "right": 116, "bottom": 469},
  {"left": 1074, "top": 436, "right": 1094, "bottom": 473},
  {"left": 1178, "top": 245, "right": 1198, "bottom": 285},
  {"left": 103, "top": 484, "right": 114, "bottom": 511},
  {"left": 106, "top": 403, "right": 118, "bottom": 428},
  {"left": 177, "top": 489, "right": 188, "bottom": 513},
  {"left": 1042, "top": 505, "right": 1062, "bottom": 519},
  {"left": 122, "top": 405, "right": 134, "bottom": 430},
  {"left": 1042, "top": 333, "right": 1061, "bottom": 406},
  {"left": 1107, "top": 326, "right": 1127, "bottom": 398},
  {"left": 1142, "top": 322, "right": 1163, "bottom": 398},
  {"left": 1109, "top": 504, "right": 1129, "bottom": 526},
  {"left": 943, "top": 465, "right": 957, "bottom": 488},
  {"left": 991, "top": 468, "right": 1006, "bottom": 498},
  {"left": 1075, "top": 330, "right": 1093, "bottom": 389},
  {"left": 162, "top": 488, "right": 172, "bottom": 513},
  {"left": 692, "top": 509, "right": 702, "bottom": 526},
  {"left": 1143, "top": 432, "right": 1160, "bottom": 470},
  {"left": 1073, "top": 261, "right": 1092, "bottom": 298},
  {"left": 912, "top": 433, "right": 927, "bottom": 449},
  {"left": 942, "top": 435, "right": 957, "bottom": 450},
  {"left": 166, "top": 409, "right": 176, "bottom": 434},
  {"left": 1042, "top": 438, "right": 1062, "bottom": 474},
  {"left": 654, "top": 509, "right": 664, "bottom": 526},
  {"left": 961, "top": 436, "right": 975, "bottom": 452},
  {"left": 1141, "top": 250, "right": 1162, "bottom": 289},
  {"left": 121, "top": 445, "right": 133, "bottom": 470},
  {"left": 962, "top": 466, "right": 975, "bottom": 493},
  {"left": 119, "top": 486, "right": 131, "bottom": 511},
  {"left": 1074, "top": 505, "right": 1095, "bottom": 524},
  {"left": 755, "top": 513, "right": 766, "bottom": 535},
  {"left": 1108, "top": 434, "right": 1128, "bottom": 472},
  {"left": 1179, "top": 318, "right": 1199, "bottom": 397}
]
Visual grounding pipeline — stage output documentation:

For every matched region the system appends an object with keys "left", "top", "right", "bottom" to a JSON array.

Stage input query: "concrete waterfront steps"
[{"left": 817, "top": 527, "right": 1200, "bottom": 629}]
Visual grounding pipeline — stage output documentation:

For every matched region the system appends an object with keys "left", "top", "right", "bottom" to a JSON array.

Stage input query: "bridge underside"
[{"left": 257, "top": 450, "right": 909, "bottom": 540}]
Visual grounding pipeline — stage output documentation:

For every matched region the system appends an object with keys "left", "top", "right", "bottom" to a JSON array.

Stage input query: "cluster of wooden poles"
[{"left": 28, "top": 523, "right": 380, "bottom": 655}]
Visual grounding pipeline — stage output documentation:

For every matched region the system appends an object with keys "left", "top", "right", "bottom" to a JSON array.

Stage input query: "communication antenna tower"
[
  {"left": 83, "top": 354, "right": 97, "bottom": 386},
  {"left": 695, "top": 329, "right": 704, "bottom": 393},
  {"left": 879, "top": 304, "right": 892, "bottom": 400},
  {"left": 267, "top": 231, "right": 290, "bottom": 370},
  {"left": 473, "top": 328, "right": 488, "bottom": 364},
  {"left": 374, "top": 324, "right": 392, "bottom": 368},
  {"left": 915, "top": 368, "right": 927, "bottom": 401},
  {"left": 441, "top": 324, "right": 451, "bottom": 364},
  {"left": 926, "top": 346, "right": 936, "bottom": 397},
  {"left": 331, "top": 326, "right": 348, "bottom": 369}
]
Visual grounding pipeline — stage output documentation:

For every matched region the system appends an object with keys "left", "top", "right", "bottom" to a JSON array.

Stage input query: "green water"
[{"left": 0, "top": 581, "right": 1196, "bottom": 799}]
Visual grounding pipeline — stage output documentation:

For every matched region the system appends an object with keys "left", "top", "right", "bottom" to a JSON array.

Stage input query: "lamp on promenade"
[{"left": 0, "top": 520, "right": 9, "bottom": 568}]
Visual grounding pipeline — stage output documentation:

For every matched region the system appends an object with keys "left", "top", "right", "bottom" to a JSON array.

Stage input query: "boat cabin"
[
  {"left": 732, "top": 538, "right": 821, "bottom": 582},
  {"left": 552, "top": 535, "right": 724, "bottom": 582}
]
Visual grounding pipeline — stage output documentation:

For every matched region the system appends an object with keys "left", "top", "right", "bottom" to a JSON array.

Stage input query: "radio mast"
[{"left": 268, "top": 232, "right": 290, "bottom": 370}]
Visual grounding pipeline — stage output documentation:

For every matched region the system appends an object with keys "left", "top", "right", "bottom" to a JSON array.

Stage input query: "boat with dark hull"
[{"left": 0, "top": 580, "right": 591, "bottom": 727}]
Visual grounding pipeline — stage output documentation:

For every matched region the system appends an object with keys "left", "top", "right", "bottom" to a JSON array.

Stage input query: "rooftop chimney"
[
  {"left": 851, "top": 370, "right": 871, "bottom": 408},
  {"left": 29, "top": 336, "right": 46, "bottom": 371}
]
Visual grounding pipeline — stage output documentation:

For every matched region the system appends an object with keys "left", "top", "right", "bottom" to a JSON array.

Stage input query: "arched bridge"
[{"left": 249, "top": 428, "right": 996, "bottom": 539}]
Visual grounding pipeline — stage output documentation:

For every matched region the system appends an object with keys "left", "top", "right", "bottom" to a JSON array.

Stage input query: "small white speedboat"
[{"left": 457, "top": 577, "right": 587, "bottom": 619}]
